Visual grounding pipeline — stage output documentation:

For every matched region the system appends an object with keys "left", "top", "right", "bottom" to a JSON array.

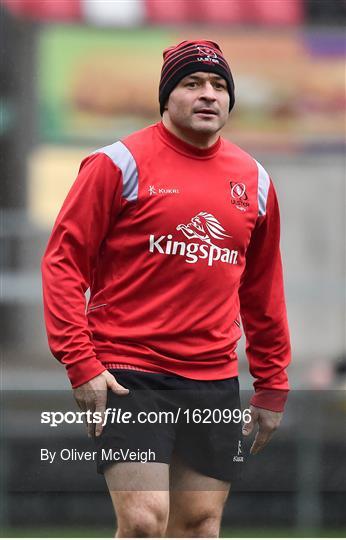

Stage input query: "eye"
[
  {"left": 185, "top": 81, "right": 198, "bottom": 88},
  {"left": 214, "top": 82, "right": 226, "bottom": 90}
]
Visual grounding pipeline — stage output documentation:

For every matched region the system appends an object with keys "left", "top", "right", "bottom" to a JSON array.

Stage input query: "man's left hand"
[{"left": 242, "top": 405, "right": 283, "bottom": 455}]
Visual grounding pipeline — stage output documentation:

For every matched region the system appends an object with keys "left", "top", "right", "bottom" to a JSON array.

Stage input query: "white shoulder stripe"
[
  {"left": 255, "top": 159, "right": 270, "bottom": 216},
  {"left": 95, "top": 141, "right": 138, "bottom": 202}
]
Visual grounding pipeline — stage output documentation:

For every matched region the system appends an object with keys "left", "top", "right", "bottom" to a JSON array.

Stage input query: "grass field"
[{"left": 1, "top": 527, "right": 346, "bottom": 538}]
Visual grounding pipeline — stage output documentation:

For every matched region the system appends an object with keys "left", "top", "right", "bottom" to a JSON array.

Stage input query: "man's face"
[{"left": 165, "top": 72, "right": 230, "bottom": 136}]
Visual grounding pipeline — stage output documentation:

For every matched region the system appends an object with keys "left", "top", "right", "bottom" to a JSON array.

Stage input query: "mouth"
[{"left": 194, "top": 109, "right": 218, "bottom": 116}]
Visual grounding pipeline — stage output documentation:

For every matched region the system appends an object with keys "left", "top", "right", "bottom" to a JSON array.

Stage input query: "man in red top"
[{"left": 42, "top": 40, "right": 291, "bottom": 537}]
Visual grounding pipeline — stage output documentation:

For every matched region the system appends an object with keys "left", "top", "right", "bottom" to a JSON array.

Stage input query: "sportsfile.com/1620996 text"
[{"left": 41, "top": 408, "right": 252, "bottom": 428}]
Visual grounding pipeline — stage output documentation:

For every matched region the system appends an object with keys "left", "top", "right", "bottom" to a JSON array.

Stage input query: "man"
[{"left": 42, "top": 40, "right": 291, "bottom": 537}]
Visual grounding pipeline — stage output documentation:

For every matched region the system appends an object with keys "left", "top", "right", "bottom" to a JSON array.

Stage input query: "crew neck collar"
[{"left": 156, "top": 121, "right": 222, "bottom": 159}]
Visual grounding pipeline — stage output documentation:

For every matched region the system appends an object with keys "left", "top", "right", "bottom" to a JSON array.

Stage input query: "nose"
[{"left": 199, "top": 82, "right": 217, "bottom": 101}]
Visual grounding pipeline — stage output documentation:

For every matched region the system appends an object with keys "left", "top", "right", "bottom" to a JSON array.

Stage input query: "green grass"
[
  {"left": 0, "top": 528, "right": 112, "bottom": 538},
  {"left": 221, "top": 528, "right": 346, "bottom": 538},
  {"left": 1, "top": 527, "right": 346, "bottom": 538}
]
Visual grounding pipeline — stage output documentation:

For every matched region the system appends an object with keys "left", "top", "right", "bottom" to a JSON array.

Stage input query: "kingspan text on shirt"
[{"left": 149, "top": 234, "right": 238, "bottom": 266}]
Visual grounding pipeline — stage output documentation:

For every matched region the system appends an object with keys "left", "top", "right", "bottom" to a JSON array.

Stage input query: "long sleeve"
[
  {"left": 239, "top": 180, "right": 291, "bottom": 411},
  {"left": 41, "top": 153, "right": 123, "bottom": 388}
]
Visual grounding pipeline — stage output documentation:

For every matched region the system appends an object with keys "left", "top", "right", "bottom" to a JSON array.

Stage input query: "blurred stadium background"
[{"left": 0, "top": 0, "right": 345, "bottom": 537}]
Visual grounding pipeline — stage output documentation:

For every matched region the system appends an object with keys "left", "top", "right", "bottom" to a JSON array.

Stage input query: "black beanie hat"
[{"left": 159, "top": 40, "right": 235, "bottom": 116}]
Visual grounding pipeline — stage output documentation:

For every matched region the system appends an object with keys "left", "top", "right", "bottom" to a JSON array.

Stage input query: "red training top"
[{"left": 42, "top": 122, "right": 291, "bottom": 411}]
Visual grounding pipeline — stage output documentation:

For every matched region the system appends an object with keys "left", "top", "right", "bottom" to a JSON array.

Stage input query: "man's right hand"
[{"left": 73, "top": 370, "right": 129, "bottom": 438}]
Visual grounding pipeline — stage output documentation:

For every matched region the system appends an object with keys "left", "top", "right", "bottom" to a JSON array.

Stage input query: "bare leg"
[
  {"left": 165, "top": 453, "right": 230, "bottom": 538},
  {"left": 104, "top": 462, "right": 169, "bottom": 537}
]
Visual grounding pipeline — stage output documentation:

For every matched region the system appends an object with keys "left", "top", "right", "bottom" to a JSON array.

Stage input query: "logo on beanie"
[{"left": 196, "top": 46, "right": 220, "bottom": 65}]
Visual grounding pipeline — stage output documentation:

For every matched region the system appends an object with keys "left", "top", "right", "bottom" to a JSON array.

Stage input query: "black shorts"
[{"left": 95, "top": 369, "right": 246, "bottom": 483}]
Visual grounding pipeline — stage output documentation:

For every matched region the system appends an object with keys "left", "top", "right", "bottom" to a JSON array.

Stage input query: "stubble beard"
[{"left": 187, "top": 114, "right": 224, "bottom": 136}]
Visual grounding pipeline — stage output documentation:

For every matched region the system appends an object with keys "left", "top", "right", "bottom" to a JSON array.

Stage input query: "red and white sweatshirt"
[{"left": 42, "top": 122, "right": 291, "bottom": 411}]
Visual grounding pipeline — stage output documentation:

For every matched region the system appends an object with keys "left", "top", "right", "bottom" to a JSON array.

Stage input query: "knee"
[
  {"left": 116, "top": 504, "right": 168, "bottom": 537},
  {"left": 180, "top": 513, "right": 221, "bottom": 538}
]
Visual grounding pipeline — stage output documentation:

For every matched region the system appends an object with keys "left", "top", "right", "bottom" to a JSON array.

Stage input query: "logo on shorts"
[
  {"left": 148, "top": 211, "right": 238, "bottom": 267},
  {"left": 233, "top": 440, "right": 244, "bottom": 462},
  {"left": 230, "top": 181, "right": 249, "bottom": 212}
]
